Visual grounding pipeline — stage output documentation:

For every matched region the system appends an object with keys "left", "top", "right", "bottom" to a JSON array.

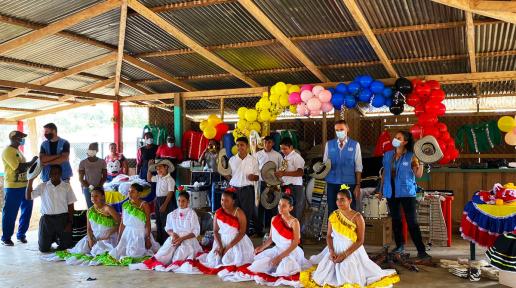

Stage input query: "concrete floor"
[{"left": 0, "top": 230, "right": 506, "bottom": 288}]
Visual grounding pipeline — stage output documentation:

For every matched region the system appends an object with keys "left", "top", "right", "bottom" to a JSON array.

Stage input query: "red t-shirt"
[{"left": 156, "top": 144, "right": 183, "bottom": 162}]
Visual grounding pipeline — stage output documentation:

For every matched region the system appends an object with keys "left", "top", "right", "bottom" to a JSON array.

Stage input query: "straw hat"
[
  {"left": 414, "top": 135, "right": 443, "bottom": 164},
  {"left": 27, "top": 157, "right": 41, "bottom": 181},
  {"left": 149, "top": 159, "right": 175, "bottom": 173},
  {"left": 261, "top": 161, "right": 282, "bottom": 186},
  {"left": 217, "top": 148, "right": 231, "bottom": 176},
  {"left": 309, "top": 160, "right": 332, "bottom": 180},
  {"left": 260, "top": 185, "right": 281, "bottom": 210}
]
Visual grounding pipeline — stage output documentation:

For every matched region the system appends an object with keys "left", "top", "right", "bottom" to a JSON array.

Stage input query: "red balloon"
[
  {"left": 424, "top": 101, "right": 441, "bottom": 114},
  {"left": 423, "top": 127, "right": 441, "bottom": 138},
  {"left": 410, "top": 124, "right": 424, "bottom": 139},
  {"left": 418, "top": 114, "right": 438, "bottom": 127},
  {"left": 214, "top": 123, "right": 229, "bottom": 141},
  {"left": 415, "top": 84, "right": 431, "bottom": 96},
  {"left": 445, "top": 137, "right": 455, "bottom": 148},
  {"left": 406, "top": 94, "right": 421, "bottom": 107},
  {"left": 439, "top": 154, "right": 451, "bottom": 165},
  {"left": 438, "top": 140, "right": 448, "bottom": 153},
  {"left": 437, "top": 103, "right": 446, "bottom": 116},
  {"left": 429, "top": 89, "right": 445, "bottom": 102},
  {"left": 412, "top": 79, "right": 423, "bottom": 89},
  {"left": 414, "top": 105, "right": 425, "bottom": 116},
  {"left": 426, "top": 80, "right": 441, "bottom": 91},
  {"left": 440, "top": 131, "right": 451, "bottom": 142},
  {"left": 436, "top": 122, "right": 448, "bottom": 133}
]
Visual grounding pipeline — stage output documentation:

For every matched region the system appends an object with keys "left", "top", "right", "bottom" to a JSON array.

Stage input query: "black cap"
[{"left": 9, "top": 130, "right": 27, "bottom": 140}]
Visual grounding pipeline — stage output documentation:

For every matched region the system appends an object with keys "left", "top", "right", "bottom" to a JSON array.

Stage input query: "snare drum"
[{"left": 362, "top": 196, "right": 388, "bottom": 218}]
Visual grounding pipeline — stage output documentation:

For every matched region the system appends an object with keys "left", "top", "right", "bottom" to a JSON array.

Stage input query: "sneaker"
[
  {"left": 1, "top": 239, "right": 14, "bottom": 246},
  {"left": 17, "top": 237, "right": 27, "bottom": 244},
  {"left": 391, "top": 245, "right": 405, "bottom": 254}
]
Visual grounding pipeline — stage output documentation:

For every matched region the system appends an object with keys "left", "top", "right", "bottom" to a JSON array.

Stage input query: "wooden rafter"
[
  {"left": 0, "top": 0, "right": 120, "bottom": 55},
  {"left": 114, "top": 0, "right": 128, "bottom": 97},
  {"left": 237, "top": 0, "right": 329, "bottom": 82},
  {"left": 474, "top": 1, "right": 516, "bottom": 12},
  {"left": 431, "top": 0, "right": 516, "bottom": 24},
  {"left": 8, "top": 99, "right": 107, "bottom": 121},
  {"left": 465, "top": 11, "right": 477, "bottom": 73},
  {"left": 120, "top": 78, "right": 153, "bottom": 94},
  {"left": 127, "top": 0, "right": 259, "bottom": 87},
  {"left": 341, "top": 0, "right": 398, "bottom": 78},
  {"left": 59, "top": 78, "right": 115, "bottom": 101},
  {"left": 149, "top": 0, "right": 235, "bottom": 13},
  {"left": 0, "top": 106, "right": 40, "bottom": 113}
]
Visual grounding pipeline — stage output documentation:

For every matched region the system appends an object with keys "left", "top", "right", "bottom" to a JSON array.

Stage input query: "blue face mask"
[
  {"left": 392, "top": 138, "right": 402, "bottom": 148},
  {"left": 336, "top": 131, "right": 347, "bottom": 139},
  {"left": 19, "top": 138, "right": 25, "bottom": 146}
]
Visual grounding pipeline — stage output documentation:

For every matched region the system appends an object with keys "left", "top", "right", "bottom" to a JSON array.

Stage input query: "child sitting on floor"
[{"left": 130, "top": 190, "right": 202, "bottom": 272}]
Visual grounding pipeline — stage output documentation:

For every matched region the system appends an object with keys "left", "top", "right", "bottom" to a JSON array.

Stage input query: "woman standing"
[
  {"left": 379, "top": 131, "right": 430, "bottom": 260},
  {"left": 105, "top": 143, "right": 128, "bottom": 182}
]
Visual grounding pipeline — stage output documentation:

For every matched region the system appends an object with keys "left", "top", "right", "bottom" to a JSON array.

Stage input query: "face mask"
[
  {"left": 145, "top": 138, "right": 154, "bottom": 145},
  {"left": 392, "top": 138, "right": 402, "bottom": 148},
  {"left": 167, "top": 143, "right": 174, "bottom": 148},
  {"left": 87, "top": 150, "right": 97, "bottom": 157},
  {"left": 19, "top": 138, "right": 25, "bottom": 146},
  {"left": 44, "top": 133, "right": 53, "bottom": 140},
  {"left": 336, "top": 131, "right": 347, "bottom": 139}
]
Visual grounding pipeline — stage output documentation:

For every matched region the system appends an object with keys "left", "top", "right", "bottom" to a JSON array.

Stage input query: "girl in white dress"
[
  {"left": 44, "top": 188, "right": 120, "bottom": 266},
  {"left": 190, "top": 190, "right": 254, "bottom": 280},
  {"left": 300, "top": 186, "right": 400, "bottom": 288},
  {"left": 129, "top": 191, "right": 203, "bottom": 272},
  {"left": 227, "top": 194, "right": 311, "bottom": 287},
  {"left": 106, "top": 183, "right": 159, "bottom": 265}
]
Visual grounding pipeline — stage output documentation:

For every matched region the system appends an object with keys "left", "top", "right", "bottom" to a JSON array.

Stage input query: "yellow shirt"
[{"left": 2, "top": 146, "right": 27, "bottom": 188}]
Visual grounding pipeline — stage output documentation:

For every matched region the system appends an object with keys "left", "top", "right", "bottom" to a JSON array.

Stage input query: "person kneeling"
[
  {"left": 228, "top": 194, "right": 311, "bottom": 287},
  {"left": 26, "top": 165, "right": 76, "bottom": 253},
  {"left": 130, "top": 191, "right": 202, "bottom": 272},
  {"left": 300, "top": 186, "right": 400, "bottom": 288}
]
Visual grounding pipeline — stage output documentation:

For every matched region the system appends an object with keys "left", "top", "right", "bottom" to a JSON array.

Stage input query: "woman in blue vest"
[
  {"left": 324, "top": 120, "right": 363, "bottom": 213},
  {"left": 380, "top": 131, "right": 430, "bottom": 260},
  {"left": 39, "top": 123, "right": 73, "bottom": 182}
]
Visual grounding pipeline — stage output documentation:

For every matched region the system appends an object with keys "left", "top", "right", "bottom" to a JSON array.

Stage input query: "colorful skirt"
[{"left": 486, "top": 233, "right": 516, "bottom": 272}]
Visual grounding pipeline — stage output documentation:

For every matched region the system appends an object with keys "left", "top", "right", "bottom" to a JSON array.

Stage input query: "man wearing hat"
[
  {"left": 39, "top": 123, "right": 73, "bottom": 182},
  {"left": 1, "top": 131, "right": 37, "bottom": 246},
  {"left": 156, "top": 135, "right": 184, "bottom": 165},
  {"left": 255, "top": 136, "right": 283, "bottom": 235},
  {"left": 323, "top": 120, "right": 363, "bottom": 213},
  {"left": 78, "top": 142, "right": 107, "bottom": 208}
]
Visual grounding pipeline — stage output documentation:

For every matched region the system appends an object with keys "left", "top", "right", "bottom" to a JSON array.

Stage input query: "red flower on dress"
[{"left": 178, "top": 185, "right": 185, "bottom": 191}]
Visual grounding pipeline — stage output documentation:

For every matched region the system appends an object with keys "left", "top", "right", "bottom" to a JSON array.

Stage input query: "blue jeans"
[
  {"left": 82, "top": 187, "right": 93, "bottom": 208},
  {"left": 326, "top": 183, "right": 357, "bottom": 215},
  {"left": 2, "top": 187, "right": 33, "bottom": 241}
]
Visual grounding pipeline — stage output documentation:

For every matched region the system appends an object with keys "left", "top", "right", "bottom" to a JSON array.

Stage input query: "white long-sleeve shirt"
[{"left": 323, "top": 138, "right": 363, "bottom": 172}]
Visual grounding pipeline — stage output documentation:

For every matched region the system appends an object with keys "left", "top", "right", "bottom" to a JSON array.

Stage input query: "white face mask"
[
  {"left": 145, "top": 138, "right": 154, "bottom": 145},
  {"left": 87, "top": 150, "right": 97, "bottom": 157},
  {"left": 336, "top": 131, "right": 347, "bottom": 140},
  {"left": 167, "top": 142, "right": 174, "bottom": 148},
  {"left": 392, "top": 138, "right": 402, "bottom": 148}
]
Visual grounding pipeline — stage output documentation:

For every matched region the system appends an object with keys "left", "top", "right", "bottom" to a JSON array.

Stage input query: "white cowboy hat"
[
  {"left": 27, "top": 157, "right": 41, "bottom": 181},
  {"left": 149, "top": 159, "right": 175, "bottom": 173},
  {"left": 414, "top": 135, "right": 444, "bottom": 164},
  {"left": 217, "top": 148, "right": 232, "bottom": 176},
  {"left": 261, "top": 161, "right": 282, "bottom": 186},
  {"left": 260, "top": 185, "right": 281, "bottom": 210},
  {"left": 309, "top": 160, "right": 332, "bottom": 180}
]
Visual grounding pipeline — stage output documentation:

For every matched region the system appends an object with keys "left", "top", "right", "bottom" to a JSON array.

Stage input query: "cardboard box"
[
  {"left": 499, "top": 270, "right": 516, "bottom": 288},
  {"left": 364, "top": 217, "right": 392, "bottom": 246}
]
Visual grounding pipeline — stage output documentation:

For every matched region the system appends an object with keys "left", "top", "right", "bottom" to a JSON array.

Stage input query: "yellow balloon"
[
  {"left": 203, "top": 126, "right": 217, "bottom": 139},
  {"left": 270, "top": 93, "right": 279, "bottom": 104},
  {"left": 207, "top": 114, "right": 221, "bottom": 126},
  {"left": 498, "top": 116, "right": 516, "bottom": 132},
  {"left": 289, "top": 105, "right": 297, "bottom": 114},
  {"left": 237, "top": 107, "right": 248, "bottom": 119},
  {"left": 245, "top": 109, "right": 258, "bottom": 122},
  {"left": 260, "top": 110, "right": 271, "bottom": 122},
  {"left": 262, "top": 92, "right": 269, "bottom": 98},
  {"left": 255, "top": 101, "right": 262, "bottom": 110},
  {"left": 275, "top": 82, "right": 287, "bottom": 94},
  {"left": 279, "top": 94, "right": 290, "bottom": 107},
  {"left": 505, "top": 130, "right": 516, "bottom": 145},
  {"left": 270, "top": 85, "right": 277, "bottom": 95},
  {"left": 250, "top": 121, "right": 261, "bottom": 132},
  {"left": 231, "top": 145, "right": 238, "bottom": 155},
  {"left": 199, "top": 120, "right": 208, "bottom": 131},
  {"left": 237, "top": 119, "right": 247, "bottom": 130},
  {"left": 288, "top": 85, "right": 300, "bottom": 94},
  {"left": 261, "top": 98, "right": 271, "bottom": 109},
  {"left": 271, "top": 115, "right": 277, "bottom": 122}
]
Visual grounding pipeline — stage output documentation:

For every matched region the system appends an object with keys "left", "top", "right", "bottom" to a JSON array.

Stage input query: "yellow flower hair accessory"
[{"left": 340, "top": 184, "right": 350, "bottom": 190}]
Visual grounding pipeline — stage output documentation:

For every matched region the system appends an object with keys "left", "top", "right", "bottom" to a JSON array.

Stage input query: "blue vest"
[
  {"left": 382, "top": 150, "right": 417, "bottom": 198},
  {"left": 325, "top": 138, "right": 358, "bottom": 185},
  {"left": 41, "top": 138, "right": 73, "bottom": 182}
]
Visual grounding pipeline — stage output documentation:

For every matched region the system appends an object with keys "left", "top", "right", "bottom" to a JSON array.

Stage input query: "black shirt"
[{"left": 40, "top": 139, "right": 70, "bottom": 155}]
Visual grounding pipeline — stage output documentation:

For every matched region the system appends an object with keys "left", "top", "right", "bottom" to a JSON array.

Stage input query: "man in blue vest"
[
  {"left": 39, "top": 123, "right": 73, "bottom": 182},
  {"left": 323, "top": 120, "right": 362, "bottom": 213}
]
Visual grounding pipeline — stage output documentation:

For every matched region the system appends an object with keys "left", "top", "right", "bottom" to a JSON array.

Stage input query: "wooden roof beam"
[
  {"left": 0, "top": 107, "right": 40, "bottom": 113},
  {"left": 473, "top": 1, "right": 516, "bottom": 13},
  {"left": 149, "top": 0, "right": 236, "bottom": 13},
  {"left": 127, "top": 0, "right": 259, "bottom": 87},
  {"left": 114, "top": 0, "right": 128, "bottom": 97},
  {"left": 8, "top": 99, "right": 107, "bottom": 121},
  {"left": 59, "top": 78, "right": 115, "bottom": 101},
  {"left": 0, "top": 0, "right": 120, "bottom": 54},
  {"left": 465, "top": 11, "right": 477, "bottom": 73},
  {"left": 237, "top": 0, "right": 329, "bottom": 82},
  {"left": 431, "top": 0, "right": 516, "bottom": 24}
]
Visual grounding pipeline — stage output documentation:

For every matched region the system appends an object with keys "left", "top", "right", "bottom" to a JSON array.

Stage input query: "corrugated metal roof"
[
  {"left": 120, "top": 84, "right": 144, "bottom": 96},
  {"left": 125, "top": 14, "right": 187, "bottom": 54},
  {"left": 0, "top": 97, "right": 62, "bottom": 110},
  {"left": 214, "top": 44, "right": 302, "bottom": 71},
  {"left": 0, "top": 0, "right": 100, "bottom": 24},
  {"left": 160, "top": 1, "right": 272, "bottom": 46},
  {"left": 145, "top": 54, "right": 226, "bottom": 77},
  {"left": 322, "top": 65, "right": 390, "bottom": 82},
  {"left": 377, "top": 28, "right": 466, "bottom": 59},
  {"left": 0, "top": 23, "right": 31, "bottom": 43},
  {"left": 46, "top": 75, "right": 96, "bottom": 90},
  {"left": 477, "top": 55, "right": 516, "bottom": 72},
  {"left": 0, "top": 110, "right": 25, "bottom": 118},
  {"left": 251, "top": 71, "right": 320, "bottom": 86},
  {"left": 83, "top": 62, "right": 116, "bottom": 78},
  {"left": 136, "top": 0, "right": 185, "bottom": 7},
  {"left": 122, "top": 62, "right": 157, "bottom": 80},
  {"left": 0, "top": 62, "right": 50, "bottom": 82},
  {"left": 356, "top": 0, "right": 464, "bottom": 29},
  {"left": 141, "top": 82, "right": 183, "bottom": 93},
  {"left": 67, "top": 8, "right": 120, "bottom": 47},
  {"left": 394, "top": 59, "right": 469, "bottom": 76},
  {"left": 253, "top": 0, "right": 358, "bottom": 37},
  {"left": 185, "top": 76, "right": 249, "bottom": 90},
  {"left": 476, "top": 22, "right": 516, "bottom": 53},
  {"left": 4, "top": 35, "right": 111, "bottom": 68},
  {"left": 297, "top": 37, "right": 379, "bottom": 65}
]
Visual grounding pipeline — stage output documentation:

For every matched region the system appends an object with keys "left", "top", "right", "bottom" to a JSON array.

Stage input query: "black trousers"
[
  {"left": 387, "top": 196, "right": 426, "bottom": 254},
  {"left": 155, "top": 195, "right": 176, "bottom": 244},
  {"left": 289, "top": 185, "right": 306, "bottom": 224},
  {"left": 235, "top": 185, "right": 258, "bottom": 235},
  {"left": 38, "top": 213, "right": 72, "bottom": 252},
  {"left": 256, "top": 182, "right": 278, "bottom": 234}
]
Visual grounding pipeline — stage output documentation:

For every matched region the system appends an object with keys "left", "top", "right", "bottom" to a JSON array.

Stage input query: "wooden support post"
[
  {"left": 114, "top": 0, "right": 128, "bottom": 98},
  {"left": 220, "top": 98, "right": 225, "bottom": 122},
  {"left": 17, "top": 121, "right": 24, "bottom": 152},
  {"left": 27, "top": 118, "right": 38, "bottom": 157},
  {"left": 113, "top": 101, "right": 123, "bottom": 152}
]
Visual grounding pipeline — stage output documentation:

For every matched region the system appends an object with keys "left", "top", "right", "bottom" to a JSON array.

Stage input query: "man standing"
[
  {"left": 136, "top": 132, "right": 158, "bottom": 180},
  {"left": 324, "top": 119, "right": 363, "bottom": 213},
  {"left": 156, "top": 135, "right": 183, "bottom": 164},
  {"left": 1, "top": 131, "right": 36, "bottom": 246},
  {"left": 78, "top": 142, "right": 107, "bottom": 208},
  {"left": 40, "top": 123, "right": 73, "bottom": 182},
  {"left": 225, "top": 137, "right": 259, "bottom": 236},
  {"left": 254, "top": 136, "right": 283, "bottom": 235}
]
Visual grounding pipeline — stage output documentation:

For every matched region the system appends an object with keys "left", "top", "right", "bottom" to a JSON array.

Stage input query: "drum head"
[{"left": 305, "top": 178, "right": 314, "bottom": 204}]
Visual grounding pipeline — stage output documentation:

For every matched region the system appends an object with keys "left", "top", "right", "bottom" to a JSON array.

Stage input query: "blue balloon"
[
  {"left": 385, "top": 97, "right": 392, "bottom": 107},
  {"left": 371, "top": 94, "right": 386, "bottom": 108},
  {"left": 344, "top": 95, "right": 357, "bottom": 109},
  {"left": 370, "top": 80, "right": 385, "bottom": 94},
  {"left": 382, "top": 87, "right": 393, "bottom": 98},
  {"left": 347, "top": 82, "right": 361, "bottom": 94},
  {"left": 331, "top": 93, "right": 345, "bottom": 109},
  {"left": 335, "top": 83, "right": 347, "bottom": 94},
  {"left": 358, "top": 89, "right": 372, "bottom": 102},
  {"left": 359, "top": 75, "right": 374, "bottom": 88},
  {"left": 327, "top": 87, "right": 335, "bottom": 94}
]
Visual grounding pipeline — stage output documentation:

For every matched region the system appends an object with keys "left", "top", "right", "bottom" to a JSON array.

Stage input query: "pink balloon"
[
  {"left": 307, "top": 97, "right": 322, "bottom": 111},
  {"left": 296, "top": 103, "right": 309, "bottom": 116},
  {"left": 300, "top": 84, "right": 313, "bottom": 93},
  {"left": 312, "top": 85, "right": 324, "bottom": 96},
  {"left": 310, "top": 109, "right": 321, "bottom": 116},
  {"left": 288, "top": 92, "right": 301, "bottom": 105},
  {"left": 300, "top": 90, "right": 313, "bottom": 103},
  {"left": 321, "top": 102, "right": 333, "bottom": 113},
  {"left": 318, "top": 90, "right": 332, "bottom": 102}
]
